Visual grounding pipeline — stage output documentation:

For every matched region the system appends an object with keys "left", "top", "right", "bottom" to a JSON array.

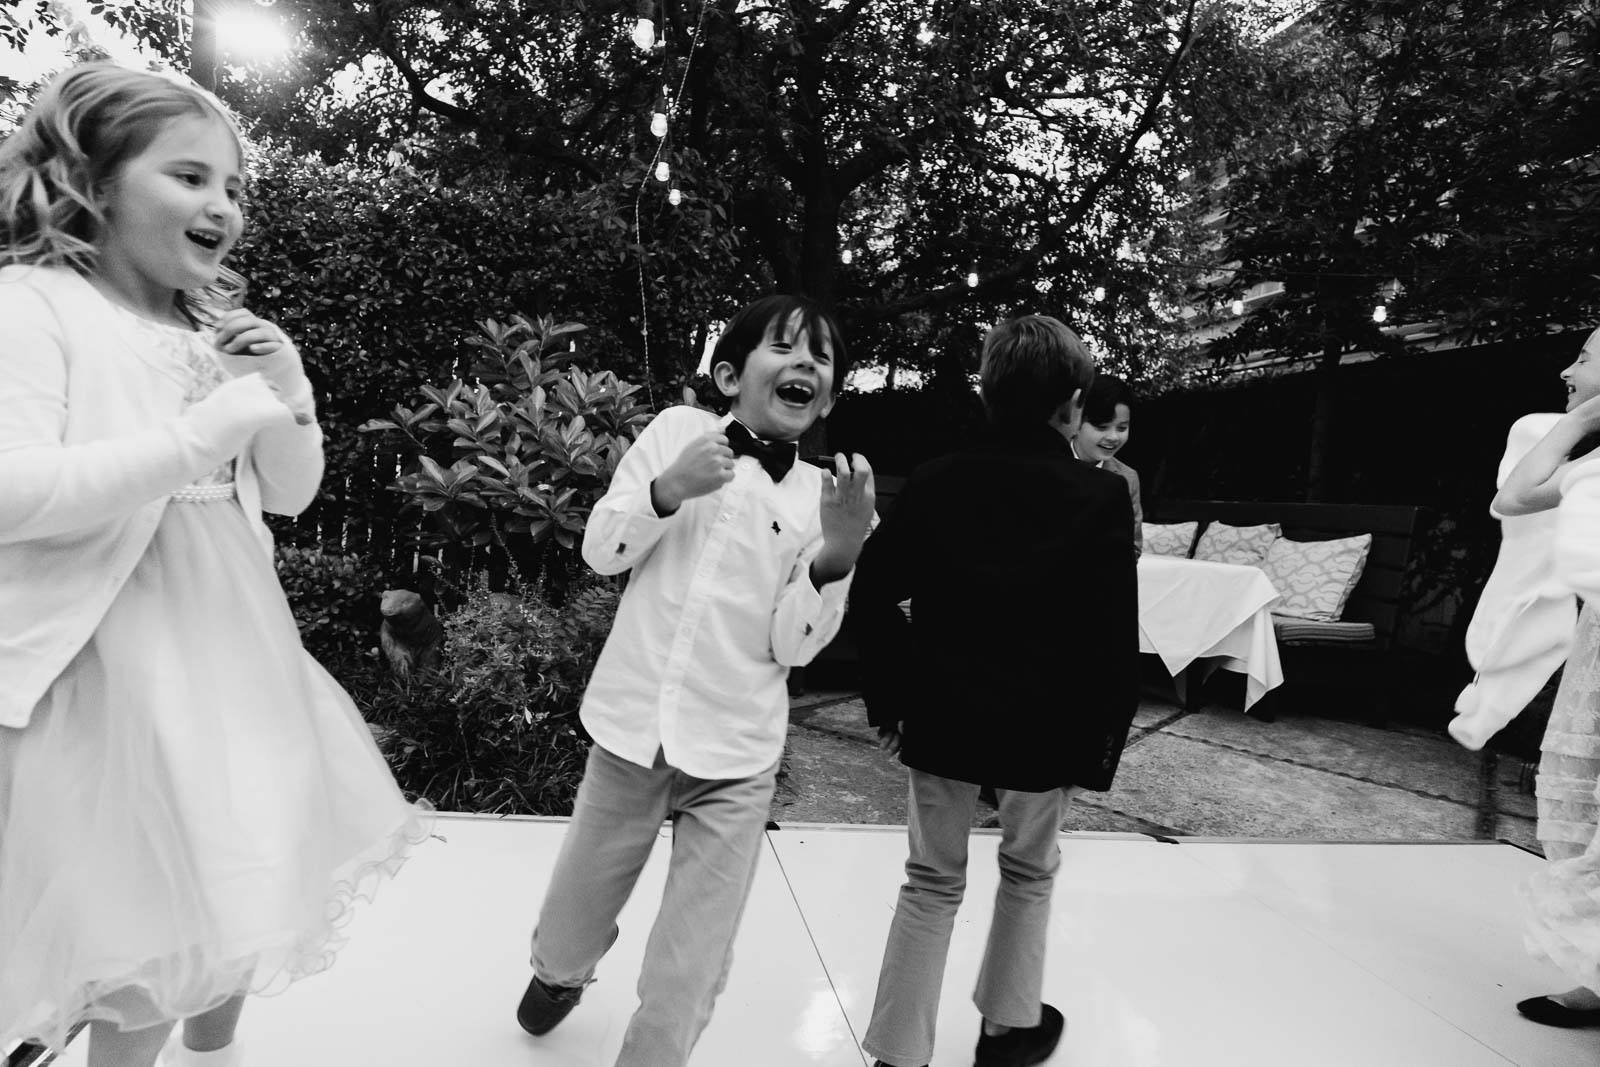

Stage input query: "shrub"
[
  {"left": 274, "top": 545, "right": 387, "bottom": 674},
  {"left": 360, "top": 313, "right": 653, "bottom": 592},
  {"left": 360, "top": 572, "right": 621, "bottom": 815}
]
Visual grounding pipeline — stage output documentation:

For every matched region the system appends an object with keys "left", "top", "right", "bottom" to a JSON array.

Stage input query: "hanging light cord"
[{"left": 633, "top": 0, "right": 711, "bottom": 408}]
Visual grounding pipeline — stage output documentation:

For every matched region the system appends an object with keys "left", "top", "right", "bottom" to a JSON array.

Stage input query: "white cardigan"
[
  {"left": 1557, "top": 456, "right": 1600, "bottom": 599},
  {"left": 1450, "top": 413, "right": 1576, "bottom": 749},
  {"left": 0, "top": 265, "right": 323, "bottom": 728}
]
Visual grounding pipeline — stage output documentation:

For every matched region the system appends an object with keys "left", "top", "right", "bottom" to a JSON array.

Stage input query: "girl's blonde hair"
[{"left": 0, "top": 62, "right": 244, "bottom": 279}]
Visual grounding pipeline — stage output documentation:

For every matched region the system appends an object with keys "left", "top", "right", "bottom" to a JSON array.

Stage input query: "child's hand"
[
  {"left": 877, "top": 723, "right": 903, "bottom": 756},
  {"left": 214, "top": 308, "right": 291, "bottom": 359},
  {"left": 812, "top": 452, "right": 874, "bottom": 585},
  {"left": 652, "top": 431, "right": 735, "bottom": 515}
]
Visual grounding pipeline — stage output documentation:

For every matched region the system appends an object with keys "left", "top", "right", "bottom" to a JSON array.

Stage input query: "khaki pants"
[
  {"left": 530, "top": 743, "right": 778, "bottom": 1067},
  {"left": 863, "top": 770, "right": 1068, "bottom": 1067}
]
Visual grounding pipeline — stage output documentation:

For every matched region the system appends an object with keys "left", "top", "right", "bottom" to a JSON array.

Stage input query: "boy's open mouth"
[
  {"left": 776, "top": 381, "right": 815, "bottom": 405},
  {"left": 186, "top": 230, "right": 222, "bottom": 251}
]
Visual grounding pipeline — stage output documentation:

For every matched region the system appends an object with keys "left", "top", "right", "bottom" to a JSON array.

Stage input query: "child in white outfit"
[
  {"left": 514, "top": 295, "right": 875, "bottom": 1067},
  {"left": 1449, "top": 412, "right": 1575, "bottom": 750},
  {"left": 0, "top": 64, "right": 431, "bottom": 1067}
]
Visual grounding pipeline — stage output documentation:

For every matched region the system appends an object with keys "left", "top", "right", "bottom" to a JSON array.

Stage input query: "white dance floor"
[{"left": 39, "top": 814, "right": 1598, "bottom": 1066}]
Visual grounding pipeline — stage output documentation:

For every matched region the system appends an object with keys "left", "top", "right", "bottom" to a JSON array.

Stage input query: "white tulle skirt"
[{"left": 0, "top": 492, "right": 433, "bottom": 1051}]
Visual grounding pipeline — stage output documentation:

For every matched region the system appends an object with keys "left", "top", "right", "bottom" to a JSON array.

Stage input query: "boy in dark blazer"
[{"left": 850, "top": 314, "right": 1139, "bottom": 1067}]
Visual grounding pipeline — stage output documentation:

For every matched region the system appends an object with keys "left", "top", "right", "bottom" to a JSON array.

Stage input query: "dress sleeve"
[
  {"left": 0, "top": 293, "right": 266, "bottom": 543},
  {"left": 1556, "top": 456, "right": 1600, "bottom": 600}
]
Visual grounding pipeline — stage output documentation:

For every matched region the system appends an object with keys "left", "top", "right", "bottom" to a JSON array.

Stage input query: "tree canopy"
[{"left": 4, "top": 0, "right": 1296, "bottom": 392}]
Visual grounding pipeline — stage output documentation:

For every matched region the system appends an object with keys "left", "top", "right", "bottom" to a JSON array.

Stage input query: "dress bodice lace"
[{"left": 113, "top": 306, "right": 235, "bottom": 491}]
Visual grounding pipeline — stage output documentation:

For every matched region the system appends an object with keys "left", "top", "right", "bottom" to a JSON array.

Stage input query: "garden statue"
[{"left": 379, "top": 589, "right": 442, "bottom": 679}]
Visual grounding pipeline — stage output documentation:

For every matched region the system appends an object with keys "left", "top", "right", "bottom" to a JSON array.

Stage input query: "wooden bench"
[{"left": 1145, "top": 500, "right": 1429, "bottom": 716}]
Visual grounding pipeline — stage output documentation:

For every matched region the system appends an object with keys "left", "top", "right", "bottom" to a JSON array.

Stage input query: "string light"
[
  {"left": 1230, "top": 298, "right": 1245, "bottom": 315},
  {"left": 840, "top": 249, "right": 854, "bottom": 265},
  {"left": 632, "top": 0, "right": 656, "bottom": 51},
  {"left": 1092, "top": 286, "right": 1106, "bottom": 302},
  {"left": 966, "top": 270, "right": 979, "bottom": 288},
  {"left": 629, "top": 0, "right": 708, "bottom": 410},
  {"left": 1372, "top": 303, "right": 1388, "bottom": 323},
  {"left": 916, "top": 21, "right": 935, "bottom": 44}
]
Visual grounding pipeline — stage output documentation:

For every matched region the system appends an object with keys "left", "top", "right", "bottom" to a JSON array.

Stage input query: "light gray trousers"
[
  {"left": 863, "top": 770, "right": 1069, "bottom": 1067},
  {"left": 530, "top": 743, "right": 777, "bottom": 1067}
]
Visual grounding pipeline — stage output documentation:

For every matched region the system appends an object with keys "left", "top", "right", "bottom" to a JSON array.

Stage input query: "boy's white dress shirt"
[{"left": 580, "top": 405, "right": 852, "bottom": 779}]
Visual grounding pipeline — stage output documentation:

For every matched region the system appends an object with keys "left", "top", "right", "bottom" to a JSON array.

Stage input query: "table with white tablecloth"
[{"left": 1138, "top": 555, "right": 1284, "bottom": 712}]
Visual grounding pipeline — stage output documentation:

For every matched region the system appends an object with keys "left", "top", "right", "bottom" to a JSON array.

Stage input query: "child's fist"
[{"left": 653, "top": 431, "right": 735, "bottom": 514}]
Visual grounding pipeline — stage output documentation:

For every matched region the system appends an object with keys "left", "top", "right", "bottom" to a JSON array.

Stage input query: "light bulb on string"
[
  {"left": 917, "top": 21, "right": 935, "bottom": 45},
  {"left": 651, "top": 112, "right": 668, "bottom": 138},
  {"left": 1230, "top": 298, "right": 1245, "bottom": 316},
  {"left": 840, "top": 248, "right": 854, "bottom": 265},
  {"left": 1092, "top": 286, "right": 1106, "bottom": 302},
  {"left": 632, "top": 0, "right": 656, "bottom": 51},
  {"left": 668, "top": 187, "right": 682, "bottom": 206},
  {"left": 1372, "top": 304, "right": 1388, "bottom": 323},
  {"left": 966, "top": 270, "right": 979, "bottom": 288},
  {"left": 654, "top": 160, "right": 670, "bottom": 182}
]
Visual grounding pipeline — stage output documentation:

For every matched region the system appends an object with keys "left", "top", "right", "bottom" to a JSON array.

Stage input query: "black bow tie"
[{"left": 727, "top": 419, "right": 798, "bottom": 482}]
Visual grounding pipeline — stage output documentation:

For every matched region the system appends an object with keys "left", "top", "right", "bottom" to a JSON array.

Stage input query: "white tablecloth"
[{"left": 1138, "top": 555, "right": 1285, "bottom": 711}]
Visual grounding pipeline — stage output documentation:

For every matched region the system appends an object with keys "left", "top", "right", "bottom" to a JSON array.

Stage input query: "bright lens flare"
[{"left": 215, "top": 9, "right": 292, "bottom": 63}]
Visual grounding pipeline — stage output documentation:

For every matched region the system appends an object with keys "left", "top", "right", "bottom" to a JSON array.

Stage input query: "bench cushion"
[
  {"left": 1144, "top": 521, "right": 1198, "bottom": 558},
  {"left": 1259, "top": 533, "right": 1373, "bottom": 622},
  {"left": 1194, "top": 521, "right": 1280, "bottom": 566},
  {"left": 1272, "top": 615, "right": 1377, "bottom": 645}
]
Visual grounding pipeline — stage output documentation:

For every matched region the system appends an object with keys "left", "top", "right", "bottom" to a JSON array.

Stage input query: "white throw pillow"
[
  {"left": 1143, "top": 521, "right": 1198, "bottom": 558},
  {"left": 1259, "top": 534, "right": 1373, "bottom": 621},
  {"left": 1193, "top": 521, "right": 1280, "bottom": 566}
]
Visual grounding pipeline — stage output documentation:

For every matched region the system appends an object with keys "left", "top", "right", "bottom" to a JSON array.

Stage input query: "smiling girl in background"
[
  {"left": 1072, "top": 373, "right": 1141, "bottom": 556},
  {"left": 1470, "top": 327, "right": 1600, "bottom": 1026},
  {"left": 0, "top": 63, "right": 431, "bottom": 1067}
]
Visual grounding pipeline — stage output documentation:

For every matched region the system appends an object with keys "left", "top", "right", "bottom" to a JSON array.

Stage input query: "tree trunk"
[
  {"left": 190, "top": 0, "right": 218, "bottom": 92},
  {"left": 1306, "top": 339, "right": 1342, "bottom": 503}
]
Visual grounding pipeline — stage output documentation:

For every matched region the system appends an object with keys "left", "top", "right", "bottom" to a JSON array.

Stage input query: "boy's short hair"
[
  {"left": 1083, "top": 373, "right": 1135, "bottom": 425},
  {"left": 978, "top": 314, "right": 1095, "bottom": 427},
  {"left": 710, "top": 294, "right": 850, "bottom": 395}
]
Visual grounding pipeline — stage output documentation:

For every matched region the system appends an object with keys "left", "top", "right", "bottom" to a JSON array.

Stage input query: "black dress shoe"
[
  {"left": 974, "top": 1004, "right": 1064, "bottom": 1067},
  {"left": 516, "top": 974, "right": 584, "bottom": 1035},
  {"left": 1516, "top": 994, "right": 1600, "bottom": 1027}
]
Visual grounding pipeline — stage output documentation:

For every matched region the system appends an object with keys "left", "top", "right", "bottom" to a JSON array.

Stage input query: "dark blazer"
[{"left": 849, "top": 423, "right": 1139, "bottom": 793}]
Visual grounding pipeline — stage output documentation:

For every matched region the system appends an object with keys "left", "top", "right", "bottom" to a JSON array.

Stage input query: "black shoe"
[
  {"left": 516, "top": 974, "right": 584, "bottom": 1035},
  {"left": 974, "top": 1004, "right": 1064, "bottom": 1067},
  {"left": 1516, "top": 994, "right": 1600, "bottom": 1028},
  {"left": 872, "top": 1061, "right": 928, "bottom": 1067}
]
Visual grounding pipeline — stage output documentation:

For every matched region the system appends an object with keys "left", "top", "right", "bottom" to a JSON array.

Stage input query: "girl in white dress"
[
  {"left": 0, "top": 64, "right": 432, "bottom": 1066},
  {"left": 1490, "top": 325, "right": 1600, "bottom": 1025}
]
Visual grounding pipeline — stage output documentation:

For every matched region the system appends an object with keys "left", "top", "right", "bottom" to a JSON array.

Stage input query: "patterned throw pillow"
[
  {"left": 1259, "top": 534, "right": 1373, "bottom": 621},
  {"left": 1192, "top": 521, "right": 1281, "bottom": 566},
  {"left": 1143, "top": 521, "right": 1198, "bottom": 558}
]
